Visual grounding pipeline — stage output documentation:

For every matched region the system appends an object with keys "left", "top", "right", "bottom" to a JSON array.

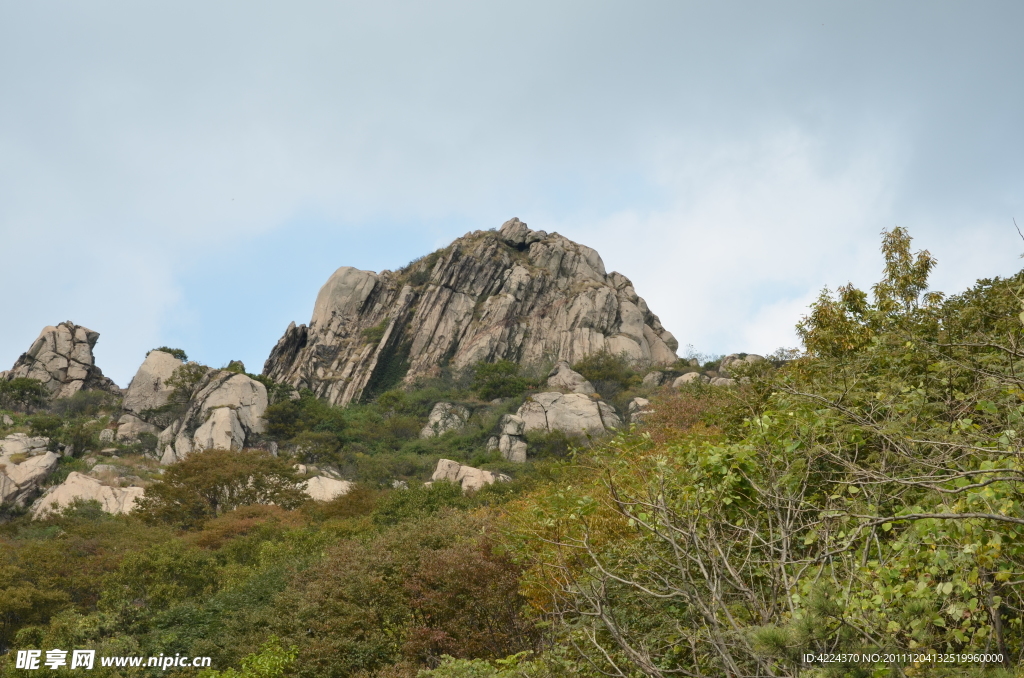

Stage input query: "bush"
[
  {"left": 470, "top": 361, "right": 532, "bottom": 401},
  {"left": 49, "top": 389, "right": 119, "bottom": 417},
  {"left": 0, "top": 377, "right": 49, "bottom": 412},
  {"left": 571, "top": 351, "right": 641, "bottom": 402},
  {"left": 136, "top": 449, "right": 306, "bottom": 529}
]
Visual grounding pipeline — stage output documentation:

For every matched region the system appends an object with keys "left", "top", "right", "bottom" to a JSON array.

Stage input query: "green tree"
[
  {"left": 136, "top": 449, "right": 306, "bottom": 529},
  {"left": 0, "top": 378, "right": 48, "bottom": 413},
  {"left": 471, "top": 361, "right": 532, "bottom": 400}
]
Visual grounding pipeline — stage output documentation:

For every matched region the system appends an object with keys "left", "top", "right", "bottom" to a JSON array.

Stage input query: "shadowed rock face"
[
  {"left": 2, "top": 322, "right": 121, "bottom": 398},
  {"left": 263, "top": 218, "right": 679, "bottom": 406}
]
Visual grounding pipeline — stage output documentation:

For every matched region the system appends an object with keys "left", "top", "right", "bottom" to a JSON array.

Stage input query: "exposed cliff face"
[
  {"left": 263, "top": 218, "right": 679, "bottom": 406},
  {"left": 2, "top": 321, "right": 121, "bottom": 398}
]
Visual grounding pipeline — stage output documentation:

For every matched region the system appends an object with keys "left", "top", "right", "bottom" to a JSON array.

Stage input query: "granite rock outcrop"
[
  {"left": 2, "top": 322, "right": 120, "bottom": 399},
  {"left": 263, "top": 218, "right": 678, "bottom": 406},
  {"left": 157, "top": 370, "right": 268, "bottom": 464}
]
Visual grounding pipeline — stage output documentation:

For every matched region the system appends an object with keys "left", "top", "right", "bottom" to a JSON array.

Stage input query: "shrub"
[
  {"left": 136, "top": 449, "right": 306, "bottom": 529},
  {"left": 571, "top": 351, "right": 640, "bottom": 400},
  {"left": 0, "top": 377, "right": 49, "bottom": 412},
  {"left": 49, "top": 389, "right": 119, "bottom": 417},
  {"left": 470, "top": 361, "right": 532, "bottom": 401}
]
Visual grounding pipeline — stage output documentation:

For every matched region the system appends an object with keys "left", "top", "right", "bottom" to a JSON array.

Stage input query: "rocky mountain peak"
[
  {"left": 1, "top": 321, "right": 120, "bottom": 398},
  {"left": 263, "top": 218, "right": 678, "bottom": 406}
]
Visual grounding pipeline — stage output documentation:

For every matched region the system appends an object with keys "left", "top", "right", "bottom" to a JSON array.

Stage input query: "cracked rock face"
[
  {"left": 122, "top": 350, "right": 183, "bottom": 417},
  {"left": 517, "top": 392, "right": 621, "bottom": 436},
  {"left": 263, "top": 218, "right": 678, "bottom": 407},
  {"left": 0, "top": 434, "right": 59, "bottom": 506},
  {"left": 3, "top": 322, "right": 121, "bottom": 399},
  {"left": 157, "top": 370, "right": 268, "bottom": 465}
]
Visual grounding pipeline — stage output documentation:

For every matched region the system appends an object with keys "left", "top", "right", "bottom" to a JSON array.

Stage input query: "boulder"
[
  {"left": 158, "top": 371, "right": 268, "bottom": 465},
  {"left": 2, "top": 415, "right": 13, "bottom": 426},
  {"left": 627, "top": 397, "right": 652, "bottom": 424},
  {"left": 718, "top": 354, "right": 765, "bottom": 378},
  {"left": 263, "top": 218, "right": 679, "bottom": 407},
  {"left": 0, "top": 433, "right": 50, "bottom": 456},
  {"left": 3, "top": 322, "right": 120, "bottom": 399},
  {"left": 121, "top": 350, "right": 183, "bottom": 417},
  {"left": 419, "top": 402, "right": 470, "bottom": 438},
  {"left": 32, "top": 472, "right": 144, "bottom": 519},
  {"left": 516, "top": 392, "right": 621, "bottom": 436},
  {"left": 115, "top": 413, "right": 161, "bottom": 442},
  {"left": 0, "top": 441, "right": 59, "bottom": 506},
  {"left": 546, "top": 361, "right": 596, "bottom": 394},
  {"left": 303, "top": 476, "right": 353, "bottom": 502},
  {"left": 430, "top": 458, "right": 510, "bottom": 493},
  {"left": 672, "top": 372, "right": 709, "bottom": 387},
  {"left": 710, "top": 377, "right": 737, "bottom": 387},
  {"left": 485, "top": 436, "right": 499, "bottom": 452},
  {"left": 642, "top": 371, "right": 664, "bottom": 387},
  {"left": 498, "top": 434, "right": 528, "bottom": 463},
  {"left": 99, "top": 428, "right": 115, "bottom": 444}
]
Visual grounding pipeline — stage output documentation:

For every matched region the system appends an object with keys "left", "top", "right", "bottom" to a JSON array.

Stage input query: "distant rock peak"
[
  {"left": 3, "top": 321, "right": 120, "bottom": 398},
  {"left": 264, "top": 218, "right": 678, "bottom": 406}
]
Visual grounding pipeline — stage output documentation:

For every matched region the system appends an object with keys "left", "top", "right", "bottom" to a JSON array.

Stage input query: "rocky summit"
[
  {"left": 263, "top": 218, "right": 679, "bottom": 406},
  {"left": 1, "top": 321, "right": 120, "bottom": 398}
]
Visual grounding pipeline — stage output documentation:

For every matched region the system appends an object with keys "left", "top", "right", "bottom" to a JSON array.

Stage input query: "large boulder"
[
  {"left": 516, "top": 392, "right": 621, "bottom": 436},
  {"left": 0, "top": 434, "right": 59, "bottom": 506},
  {"left": 32, "top": 472, "right": 144, "bottom": 519},
  {"left": 158, "top": 371, "right": 268, "bottom": 464},
  {"left": 642, "top": 371, "right": 665, "bottom": 387},
  {"left": 263, "top": 218, "right": 678, "bottom": 407},
  {"left": 672, "top": 372, "right": 709, "bottom": 387},
  {"left": 121, "top": 350, "right": 183, "bottom": 417},
  {"left": 429, "top": 459, "right": 510, "bottom": 493},
  {"left": 303, "top": 476, "right": 353, "bottom": 501},
  {"left": 718, "top": 354, "right": 765, "bottom": 378},
  {"left": 419, "top": 402, "right": 470, "bottom": 438},
  {"left": 546, "top": 361, "right": 596, "bottom": 394},
  {"left": 3, "top": 322, "right": 120, "bottom": 399}
]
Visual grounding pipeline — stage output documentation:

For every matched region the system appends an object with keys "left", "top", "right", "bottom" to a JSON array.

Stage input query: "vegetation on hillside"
[{"left": 2, "top": 228, "right": 1023, "bottom": 676}]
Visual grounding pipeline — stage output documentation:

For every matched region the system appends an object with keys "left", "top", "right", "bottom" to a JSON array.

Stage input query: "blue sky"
[{"left": 2, "top": 1, "right": 1023, "bottom": 386}]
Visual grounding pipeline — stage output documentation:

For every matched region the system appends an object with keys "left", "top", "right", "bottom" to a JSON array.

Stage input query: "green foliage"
[
  {"left": 571, "top": 351, "right": 640, "bottom": 403},
  {"left": 250, "top": 374, "right": 296, "bottom": 406},
  {"left": 371, "top": 481, "right": 469, "bottom": 526},
  {"left": 361, "top": 319, "right": 389, "bottom": 346},
  {"left": 471, "top": 360, "right": 532, "bottom": 401},
  {"left": 225, "top": 360, "right": 247, "bottom": 374},
  {"left": 149, "top": 346, "right": 188, "bottom": 361},
  {"left": 165, "top": 361, "right": 210, "bottom": 402},
  {"left": 199, "top": 638, "right": 297, "bottom": 678},
  {"left": 137, "top": 449, "right": 306, "bottom": 529},
  {"left": 26, "top": 414, "right": 62, "bottom": 439},
  {"left": 49, "top": 389, "right": 119, "bottom": 417},
  {"left": 0, "top": 378, "right": 48, "bottom": 413}
]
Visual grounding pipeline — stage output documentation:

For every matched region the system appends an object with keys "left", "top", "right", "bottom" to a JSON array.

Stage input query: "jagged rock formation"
[
  {"left": 32, "top": 472, "right": 144, "bottom": 519},
  {"left": 263, "top": 218, "right": 678, "bottom": 406},
  {"left": 122, "top": 350, "right": 183, "bottom": 416},
  {"left": 497, "top": 415, "right": 528, "bottom": 463},
  {"left": 419, "top": 402, "right": 470, "bottom": 438},
  {"left": 428, "top": 459, "right": 510, "bottom": 493},
  {"left": 157, "top": 370, "right": 268, "bottom": 464},
  {"left": 0, "top": 434, "right": 59, "bottom": 506},
  {"left": 2, "top": 322, "right": 120, "bottom": 398}
]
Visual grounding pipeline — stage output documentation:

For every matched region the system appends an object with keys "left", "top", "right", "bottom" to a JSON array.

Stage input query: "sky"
[{"left": 1, "top": 1, "right": 1022, "bottom": 387}]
